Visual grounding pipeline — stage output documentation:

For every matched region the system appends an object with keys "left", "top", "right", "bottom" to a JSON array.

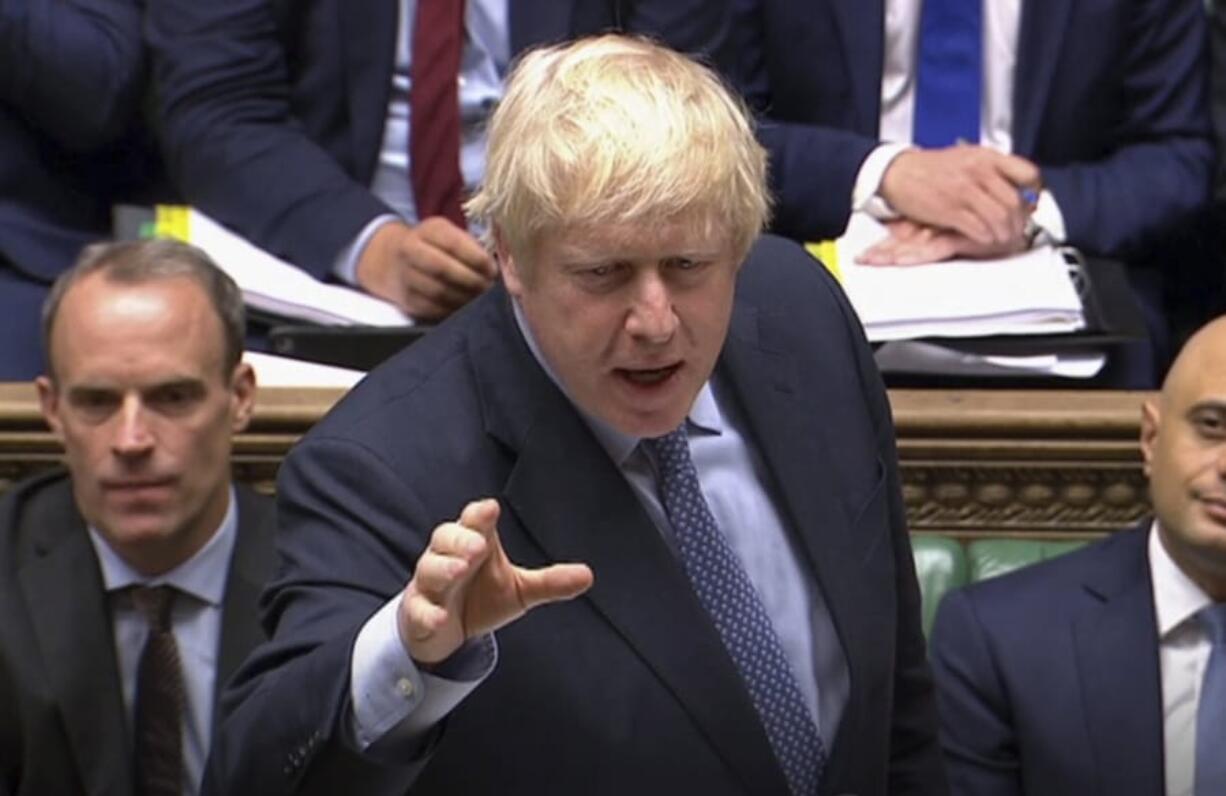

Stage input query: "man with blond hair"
[{"left": 208, "top": 35, "right": 946, "bottom": 796}]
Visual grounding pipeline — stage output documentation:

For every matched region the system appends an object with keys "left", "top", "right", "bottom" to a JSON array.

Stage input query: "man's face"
[
  {"left": 37, "top": 273, "right": 255, "bottom": 575},
  {"left": 501, "top": 221, "right": 741, "bottom": 438},
  {"left": 1142, "top": 350, "right": 1226, "bottom": 598}
]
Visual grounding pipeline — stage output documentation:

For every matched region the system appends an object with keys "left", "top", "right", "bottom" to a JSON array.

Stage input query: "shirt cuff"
[
  {"left": 853, "top": 143, "right": 912, "bottom": 220},
  {"left": 332, "top": 214, "right": 402, "bottom": 285},
  {"left": 1028, "top": 188, "right": 1067, "bottom": 247},
  {"left": 349, "top": 593, "right": 497, "bottom": 751}
]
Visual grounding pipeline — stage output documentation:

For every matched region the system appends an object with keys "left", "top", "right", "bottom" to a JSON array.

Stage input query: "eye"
[
  {"left": 68, "top": 389, "right": 120, "bottom": 421},
  {"left": 664, "top": 257, "right": 699, "bottom": 271},
  {"left": 1191, "top": 409, "right": 1226, "bottom": 439},
  {"left": 146, "top": 382, "right": 205, "bottom": 415}
]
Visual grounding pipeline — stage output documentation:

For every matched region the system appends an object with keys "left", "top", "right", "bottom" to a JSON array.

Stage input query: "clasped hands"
[
  {"left": 859, "top": 143, "right": 1042, "bottom": 266},
  {"left": 399, "top": 498, "right": 594, "bottom": 665}
]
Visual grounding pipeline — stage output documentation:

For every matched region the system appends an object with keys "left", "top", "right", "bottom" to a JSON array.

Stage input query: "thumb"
[{"left": 515, "top": 563, "right": 594, "bottom": 611}]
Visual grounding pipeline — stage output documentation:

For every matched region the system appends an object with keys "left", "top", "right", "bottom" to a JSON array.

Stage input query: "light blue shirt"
[
  {"left": 89, "top": 486, "right": 239, "bottom": 796},
  {"left": 335, "top": 0, "right": 508, "bottom": 283}
]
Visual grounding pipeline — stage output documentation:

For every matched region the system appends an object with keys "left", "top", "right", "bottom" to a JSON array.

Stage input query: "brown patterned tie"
[
  {"left": 409, "top": 0, "right": 467, "bottom": 228},
  {"left": 131, "top": 585, "right": 184, "bottom": 796}
]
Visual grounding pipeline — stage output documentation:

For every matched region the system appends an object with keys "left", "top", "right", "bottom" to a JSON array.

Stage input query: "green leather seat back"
[
  {"left": 910, "top": 536, "right": 1089, "bottom": 639},
  {"left": 966, "top": 539, "right": 1088, "bottom": 583},
  {"left": 909, "top": 534, "right": 968, "bottom": 637}
]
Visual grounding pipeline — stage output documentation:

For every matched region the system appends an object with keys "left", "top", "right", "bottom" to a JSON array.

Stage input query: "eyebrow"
[{"left": 1186, "top": 399, "right": 1226, "bottom": 416}]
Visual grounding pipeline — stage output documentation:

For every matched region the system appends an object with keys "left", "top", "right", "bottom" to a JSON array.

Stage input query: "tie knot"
[
  {"left": 644, "top": 427, "right": 691, "bottom": 471},
  {"left": 1199, "top": 603, "right": 1226, "bottom": 645},
  {"left": 131, "top": 585, "right": 177, "bottom": 632}
]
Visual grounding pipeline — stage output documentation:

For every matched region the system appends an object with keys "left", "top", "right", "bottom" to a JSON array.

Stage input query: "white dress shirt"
[
  {"left": 1150, "top": 521, "right": 1218, "bottom": 796},
  {"left": 89, "top": 487, "right": 239, "bottom": 796}
]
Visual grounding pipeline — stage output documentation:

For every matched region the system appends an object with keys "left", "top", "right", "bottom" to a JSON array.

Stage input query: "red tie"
[{"left": 409, "top": 0, "right": 466, "bottom": 228}]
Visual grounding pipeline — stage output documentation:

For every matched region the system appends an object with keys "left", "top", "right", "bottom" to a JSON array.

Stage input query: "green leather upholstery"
[
  {"left": 966, "top": 539, "right": 1088, "bottom": 583},
  {"left": 910, "top": 535, "right": 969, "bottom": 637},
  {"left": 909, "top": 535, "right": 1089, "bottom": 637}
]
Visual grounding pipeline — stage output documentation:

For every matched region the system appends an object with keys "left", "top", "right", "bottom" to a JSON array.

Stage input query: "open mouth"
[{"left": 617, "top": 363, "right": 681, "bottom": 385}]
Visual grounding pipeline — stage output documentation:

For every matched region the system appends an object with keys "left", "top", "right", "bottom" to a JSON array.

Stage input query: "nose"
[
  {"left": 624, "top": 271, "right": 678, "bottom": 344},
  {"left": 111, "top": 395, "right": 154, "bottom": 458}
]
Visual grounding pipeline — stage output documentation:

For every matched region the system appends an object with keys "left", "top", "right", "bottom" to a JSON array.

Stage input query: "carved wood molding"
[{"left": 0, "top": 384, "right": 1154, "bottom": 535}]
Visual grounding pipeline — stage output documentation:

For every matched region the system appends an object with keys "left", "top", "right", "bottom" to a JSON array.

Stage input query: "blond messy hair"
[{"left": 466, "top": 34, "right": 770, "bottom": 264}]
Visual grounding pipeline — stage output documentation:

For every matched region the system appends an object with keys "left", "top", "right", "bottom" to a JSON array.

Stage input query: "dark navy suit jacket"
[
  {"left": 930, "top": 524, "right": 1164, "bottom": 795},
  {"left": 147, "top": 0, "right": 733, "bottom": 280},
  {"left": 0, "top": 473, "right": 276, "bottom": 796},
  {"left": 205, "top": 235, "right": 947, "bottom": 795},
  {"left": 733, "top": 0, "right": 1213, "bottom": 259},
  {"left": 0, "top": 0, "right": 169, "bottom": 379}
]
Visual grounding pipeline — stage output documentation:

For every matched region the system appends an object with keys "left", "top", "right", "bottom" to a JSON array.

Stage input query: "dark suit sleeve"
[
  {"left": 0, "top": 0, "right": 143, "bottom": 150},
  {"left": 929, "top": 590, "right": 1023, "bottom": 796},
  {"left": 205, "top": 436, "right": 440, "bottom": 796},
  {"left": 727, "top": 0, "right": 878, "bottom": 242},
  {"left": 145, "top": 0, "right": 390, "bottom": 279},
  {"left": 1039, "top": 0, "right": 1213, "bottom": 257}
]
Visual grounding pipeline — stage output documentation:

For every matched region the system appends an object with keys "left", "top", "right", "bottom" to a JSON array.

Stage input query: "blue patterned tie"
[
  {"left": 645, "top": 427, "right": 826, "bottom": 796},
  {"left": 913, "top": 0, "right": 982, "bottom": 147},
  {"left": 1196, "top": 603, "right": 1226, "bottom": 796}
]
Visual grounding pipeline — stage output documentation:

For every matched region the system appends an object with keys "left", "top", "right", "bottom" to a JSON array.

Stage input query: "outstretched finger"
[{"left": 515, "top": 562, "right": 595, "bottom": 610}]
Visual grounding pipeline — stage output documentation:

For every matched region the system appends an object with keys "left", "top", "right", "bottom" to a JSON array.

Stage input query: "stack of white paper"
[
  {"left": 832, "top": 213, "right": 1085, "bottom": 342},
  {"left": 178, "top": 210, "right": 413, "bottom": 327}
]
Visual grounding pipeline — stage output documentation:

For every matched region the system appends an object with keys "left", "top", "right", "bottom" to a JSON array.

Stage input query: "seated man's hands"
[
  {"left": 399, "top": 498, "right": 594, "bottom": 665},
  {"left": 356, "top": 218, "right": 497, "bottom": 322},
  {"left": 879, "top": 144, "right": 1040, "bottom": 249},
  {"left": 857, "top": 217, "right": 1031, "bottom": 266}
]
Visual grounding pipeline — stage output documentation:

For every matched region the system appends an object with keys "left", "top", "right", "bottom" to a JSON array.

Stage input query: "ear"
[
  {"left": 1139, "top": 399, "right": 1160, "bottom": 478},
  {"left": 229, "top": 361, "right": 257, "bottom": 434},
  {"left": 495, "top": 225, "right": 525, "bottom": 298},
  {"left": 35, "top": 376, "right": 64, "bottom": 438}
]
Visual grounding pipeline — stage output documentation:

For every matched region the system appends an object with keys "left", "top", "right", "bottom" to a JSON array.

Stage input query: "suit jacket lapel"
[
  {"left": 471, "top": 292, "right": 790, "bottom": 795},
  {"left": 1073, "top": 527, "right": 1165, "bottom": 792},
  {"left": 214, "top": 486, "right": 276, "bottom": 719},
  {"left": 829, "top": 0, "right": 884, "bottom": 134},
  {"left": 1013, "top": 0, "right": 1072, "bottom": 155},
  {"left": 17, "top": 483, "right": 132, "bottom": 796}
]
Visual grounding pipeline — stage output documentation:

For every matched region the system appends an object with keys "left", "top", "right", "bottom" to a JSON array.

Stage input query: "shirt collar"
[
  {"left": 510, "top": 298, "right": 724, "bottom": 467},
  {"left": 88, "top": 485, "right": 239, "bottom": 607},
  {"left": 1149, "top": 519, "right": 1215, "bottom": 640}
]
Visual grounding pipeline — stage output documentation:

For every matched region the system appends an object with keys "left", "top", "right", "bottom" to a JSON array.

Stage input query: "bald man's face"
[{"left": 1142, "top": 324, "right": 1226, "bottom": 597}]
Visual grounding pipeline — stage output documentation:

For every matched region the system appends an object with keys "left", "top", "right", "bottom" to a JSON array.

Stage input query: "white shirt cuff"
[
  {"left": 349, "top": 593, "right": 496, "bottom": 750},
  {"left": 332, "top": 214, "right": 402, "bottom": 285},
  {"left": 853, "top": 142, "right": 912, "bottom": 220},
  {"left": 1029, "top": 188, "right": 1067, "bottom": 246}
]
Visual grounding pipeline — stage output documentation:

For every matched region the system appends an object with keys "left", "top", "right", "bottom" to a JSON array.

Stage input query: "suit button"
[{"left": 396, "top": 677, "right": 416, "bottom": 698}]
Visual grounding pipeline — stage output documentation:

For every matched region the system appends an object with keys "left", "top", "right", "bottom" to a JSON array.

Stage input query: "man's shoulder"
[
  {"left": 303, "top": 287, "right": 515, "bottom": 449},
  {"left": 0, "top": 470, "right": 79, "bottom": 570},
  {"left": 947, "top": 524, "right": 1150, "bottom": 623}
]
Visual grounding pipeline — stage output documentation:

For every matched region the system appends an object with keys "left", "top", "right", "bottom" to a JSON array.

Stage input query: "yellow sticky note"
[
  {"left": 805, "top": 239, "right": 841, "bottom": 282},
  {"left": 155, "top": 205, "right": 192, "bottom": 243}
]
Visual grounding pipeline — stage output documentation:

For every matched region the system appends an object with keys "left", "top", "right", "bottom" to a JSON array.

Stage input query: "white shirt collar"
[
  {"left": 88, "top": 485, "right": 239, "bottom": 607},
  {"left": 1149, "top": 519, "right": 1215, "bottom": 640},
  {"left": 510, "top": 297, "right": 724, "bottom": 467}
]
